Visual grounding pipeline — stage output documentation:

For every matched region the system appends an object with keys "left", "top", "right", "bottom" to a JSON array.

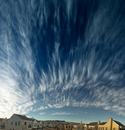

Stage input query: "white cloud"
[
  {"left": 39, "top": 35, "right": 125, "bottom": 116},
  {"left": 0, "top": 1, "right": 35, "bottom": 117},
  {"left": 0, "top": 0, "right": 125, "bottom": 119}
]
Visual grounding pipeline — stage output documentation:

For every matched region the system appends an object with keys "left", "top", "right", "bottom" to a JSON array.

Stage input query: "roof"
[
  {"left": 114, "top": 120, "right": 125, "bottom": 127},
  {"left": 88, "top": 122, "right": 98, "bottom": 125},
  {"left": 12, "top": 114, "right": 35, "bottom": 121},
  {"left": 99, "top": 122, "right": 106, "bottom": 125}
]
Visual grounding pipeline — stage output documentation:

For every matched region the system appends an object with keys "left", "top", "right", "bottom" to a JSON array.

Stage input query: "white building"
[{"left": 6, "top": 114, "right": 35, "bottom": 130}]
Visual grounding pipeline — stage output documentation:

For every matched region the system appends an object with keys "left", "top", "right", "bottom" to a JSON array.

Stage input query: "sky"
[{"left": 0, "top": 0, "right": 125, "bottom": 124}]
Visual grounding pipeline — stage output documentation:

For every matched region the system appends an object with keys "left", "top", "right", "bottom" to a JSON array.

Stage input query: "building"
[
  {"left": 98, "top": 118, "right": 125, "bottom": 130},
  {"left": 0, "top": 114, "right": 124, "bottom": 130},
  {"left": 63, "top": 123, "right": 74, "bottom": 130},
  {"left": 32, "top": 120, "right": 43, "bottom": 129},
  {"left": 85, "top": 122, "right": 99, "bottom": 130},
  {"left": 6, "top": 114, "right": 35, "bottom": 130},
  {"left": 72, "top": 122, "right": 84, "bottom": 130}
]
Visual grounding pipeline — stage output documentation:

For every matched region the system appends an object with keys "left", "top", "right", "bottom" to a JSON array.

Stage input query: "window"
[
  {"left": 28, "top": 124, "right": 32, "bottom": 128},
  {"left": 113, "top": 128, "right": 115, "bottom": 130},
  {"left": 24, "top": 122, "right": 27, "bottom": 125},
  {"left": 18, "top": 121, "right": 20, "bottom": 126},
  {"left": 15, "top": 122, "right": 17, "bottom": 126},
  {"left": 1, "top": 124, "right": 5, "bottom": 129},
  {"left": 11, "top": 122, "right": 13, "bottom": 125}
]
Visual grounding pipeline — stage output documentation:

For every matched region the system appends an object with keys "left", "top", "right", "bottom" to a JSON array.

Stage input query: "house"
[
  {"left": 72, "top": 122, "right": 84, "bottom": 130},
  {"left": 63, "top": 123, "right": 73, "bottom": 130},
  {"left": 98, "top": 118, "right": 125, "bottom": 130},
  {"left": 6, "top": 114, "right": 35, "bottom": 130},
  {"left": 32, "top": 120, "right": 42, "bottom": 129},
  {"left": 86, "top": 122, "right": 99, "bottom": 130}
]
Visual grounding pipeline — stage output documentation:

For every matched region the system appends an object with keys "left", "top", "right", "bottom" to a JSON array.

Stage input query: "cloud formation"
[
  {"left": 0, "top": 0, "right": 35, "bottom": 117},
  {"left": 0, "top": 0, "right": 125, "bottom": 118}
]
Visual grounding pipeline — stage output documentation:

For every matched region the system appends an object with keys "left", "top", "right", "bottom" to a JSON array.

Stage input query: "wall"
[{"left": 98, "top": 118, "right": 119, "bottom": 130}]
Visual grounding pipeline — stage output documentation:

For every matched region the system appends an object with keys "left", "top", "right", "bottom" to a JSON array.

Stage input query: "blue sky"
[{"left": 0, "top": 0, "right": 125, "bottom": 124}]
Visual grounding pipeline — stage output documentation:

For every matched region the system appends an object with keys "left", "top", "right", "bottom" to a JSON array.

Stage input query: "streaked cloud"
[
  {"left": 51, "top": 112, "right": 71, "bottom": 116},
  {"left": 0, "top": 0, "right": 125, "bottom": 119}
]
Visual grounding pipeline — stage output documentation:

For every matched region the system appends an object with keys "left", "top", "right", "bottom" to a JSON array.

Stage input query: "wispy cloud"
[
  {"left": 0, "top": 0, "right": 125, "bottom": 118},
  {"left": 0, "top": 0, "right": 36, "bottom": 117},
  {"left": 38, "top": 0, "right": 125, "bottom": 116},
  {"left": 51, "top": 112, "right": 71, "bottom": 116},
  {"left": 37, "top": 40, "right": 125, "bottom": 117}
]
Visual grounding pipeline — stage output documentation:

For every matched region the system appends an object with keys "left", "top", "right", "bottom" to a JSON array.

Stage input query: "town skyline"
[
  {"left": 0, "top": 113, "right": 125, "bottom": 130},
  {"left": 1, "top": 113, "right": 125, "bottom": 124},
  {"left": 1, "top": 113, "right": 125, "bottom": 125}
]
